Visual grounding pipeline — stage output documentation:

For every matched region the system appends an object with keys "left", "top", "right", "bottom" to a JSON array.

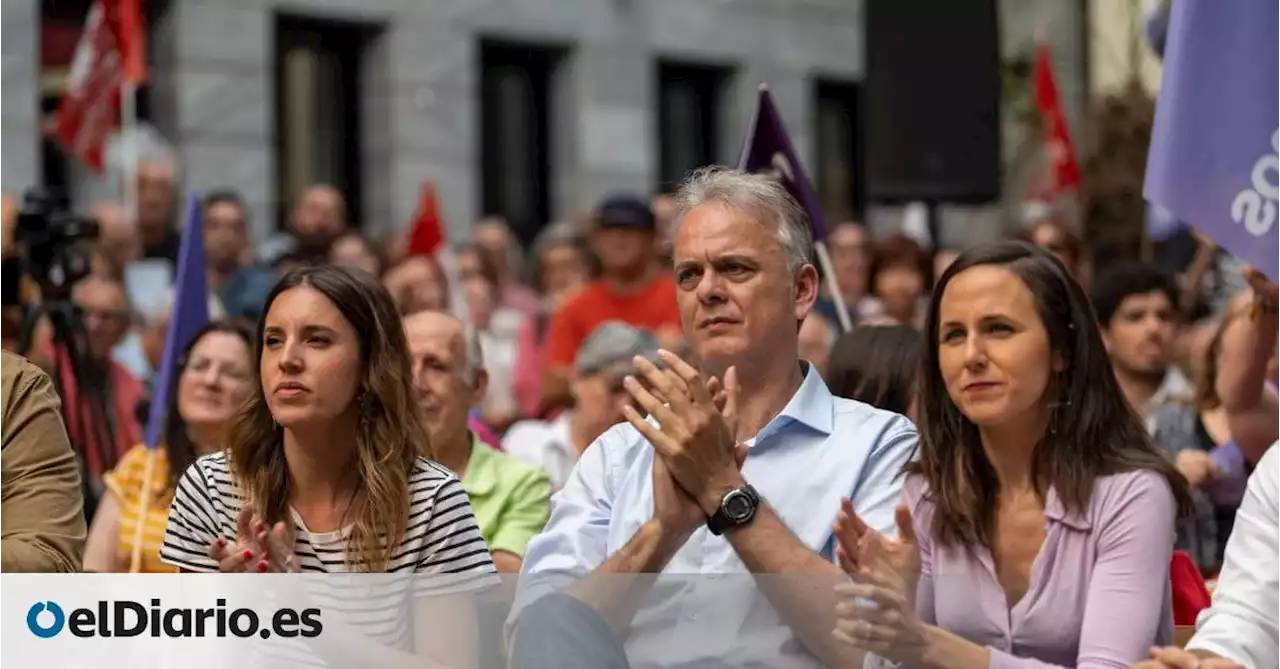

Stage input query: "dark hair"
[
  {"left": 162, "top": 320, "right": 254, "bottom": 491},
  {"left": 1090, "top": 261, "right": 1179, "bottom": 327},
  {"left": 226, "top": 264, "right": 431, "bottom": 571},
  {"left": 202, "top": 189, "right": 247, "bottom": 213},
  {"left": 827, "top": 325, "right": 921, "bottom": 416},
  {"left": 869, "top": 232, "right": 932, "bottom": 291},
  {"left": 910, "top": 241, "right": 1193, "bottom": 546}
]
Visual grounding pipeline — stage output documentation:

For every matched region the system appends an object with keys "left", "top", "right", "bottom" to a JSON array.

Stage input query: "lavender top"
[{"left": 868, "top": 470, "right": 1178, "bottom": 669}]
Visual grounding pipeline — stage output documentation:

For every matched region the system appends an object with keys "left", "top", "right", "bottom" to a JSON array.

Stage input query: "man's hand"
[
  {"left": 1131, "top": 646, "right": 1243, "bottom": 668},
  {"left": 1175, "top": 450, "right": 1217, "bottom": 488},
  {"left": 622, "top": 350, "right": 745, "bottom": 516}
]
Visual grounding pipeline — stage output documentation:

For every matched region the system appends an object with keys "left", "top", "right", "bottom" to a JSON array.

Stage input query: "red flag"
[
  {"left": 405, "top": 181, "right": 445, "bottom": 257},
  {"left": 55, "top": 0, "right": 147, "bottom": 172},
  {"left": 1032, "top": 42, "right": 1081, "bottom": 196}
]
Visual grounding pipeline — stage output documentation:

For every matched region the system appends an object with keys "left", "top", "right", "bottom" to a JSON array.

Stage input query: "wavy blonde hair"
[{"left": 225, "top": 265, "right": 432, "bottom": 572}]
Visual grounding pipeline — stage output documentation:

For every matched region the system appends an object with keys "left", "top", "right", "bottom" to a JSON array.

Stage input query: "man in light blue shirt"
[{"left": 506, "top": 167, "right": 918, "bottom": 668}]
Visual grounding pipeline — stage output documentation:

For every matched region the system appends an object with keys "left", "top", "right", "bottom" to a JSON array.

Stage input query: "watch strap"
[{"left": 707, "top": 484, "right": 760, "bottom": 536}]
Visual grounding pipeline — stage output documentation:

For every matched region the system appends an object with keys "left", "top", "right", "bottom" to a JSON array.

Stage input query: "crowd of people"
[{"left": 1, "top": 158, "right": 1277, "bottom": 668}]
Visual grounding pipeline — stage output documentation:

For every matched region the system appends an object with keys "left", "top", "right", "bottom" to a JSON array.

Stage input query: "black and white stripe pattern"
[
  {"left": 160, "top": 452, "right": 498, "bottom": 665},
  {"left": 160, "top": 451, "right": 497, "bottom": 579}
]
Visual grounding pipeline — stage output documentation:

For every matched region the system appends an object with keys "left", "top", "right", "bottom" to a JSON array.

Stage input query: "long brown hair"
[
  {"left": 909, "top": 242, "right": 1193, "bottom": 547},
  {"left": 225, "top": 265, "right": 432, "bottom": 571}
]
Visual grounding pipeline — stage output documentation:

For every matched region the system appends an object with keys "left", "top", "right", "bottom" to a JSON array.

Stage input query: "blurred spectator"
[
  {"left": 38, "top": 275, "right": 146, "bottom": 516},
  {"left": 382, "top": 255, "right": 448, "bottom": 316},
  {"left": 135, "top": 157, "right": 180, "bottom": 264},
  {"left": 87, "top": 202, "right": 140, "bottom": 281},
  {"left": 457, "top": 244, "right": 525, "bottom": 433},
  {"left": 866, "top": 232, "right": 930, "bottom": 328},
  {"left": 826, "top": 324, "right": 921, "bottom": 422},
  {"left": 650, "top": 192, "right": 677, "bottom": 266},
  {"left": 814, "top": 221, "right": 872, "bottom": 327},
  {"left": 327, "top": 231, "right": 384, "bottom": 278},
  {"left": 258, "top": 184, "right": 348, "bottom": 264},
  {"left": 472, "top": 216, "right": 540, "bottom": 316},
  {"left": 201, "top": 190, "right": 276, "bottom": 323},
  {"left": 512, "top": 222, "right": 594, "bottom": 418},
  {"left": 1093, "top": 262, "right": 1189, "bottom": 427},
  {"left": 798, "top": 313, "right": 836, "bottom": 377},
  {"left": 931, "top": 247, "right": 962, "bottom": 287},
  {"left": 2, "top": 351, "right": 86, "bottom": 572},
  {"left": 1152, "top": 310, "right": 1254, "bottom": 572},
  {"left": 827, "top": 221, "right": 870, "bottom": 304},
  {"left": 541, "top": 194, "right": 681, "bottom": 412},
  {"left": 84, "top": 321, "right": 253, "bottom": 572},
  {"left": 202, "top": 190, "right": 251, "bottom": 285},
  {"left": 403, "top": 310, "right": 550, "bottom": 573},
  {"left": 505, "top": 322, "right": 661, "bottom": 489},
  {"left": 1027, "top": 216, "right": 1085, "bottom": 280}
]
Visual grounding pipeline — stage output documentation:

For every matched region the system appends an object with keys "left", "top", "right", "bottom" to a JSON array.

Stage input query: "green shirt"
[{"left": 460, "top": 438, "right": 552, "bottom": 557}]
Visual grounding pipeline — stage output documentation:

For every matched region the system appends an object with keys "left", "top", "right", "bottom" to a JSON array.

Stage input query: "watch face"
[{"left": 724, "top": 490, "right": 754, "bottom": 521}]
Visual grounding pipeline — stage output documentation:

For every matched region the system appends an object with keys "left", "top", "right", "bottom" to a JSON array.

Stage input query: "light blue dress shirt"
[{"left": 508, "top": 363, "right": 919, "bottom": 668}]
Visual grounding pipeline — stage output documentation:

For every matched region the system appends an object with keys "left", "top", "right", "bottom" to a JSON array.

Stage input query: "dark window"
[
  {"left": 480, "top": 40, "right": 562, "bottom": 249},
  {"left": 814, "top": 79, "right": 864, "bottom": 222},
  {"left": 656, "top": 61, "right": 730, "bottom": 190},
  {"left": 274, "top": 14, "right": 375, "bottom": 230}
]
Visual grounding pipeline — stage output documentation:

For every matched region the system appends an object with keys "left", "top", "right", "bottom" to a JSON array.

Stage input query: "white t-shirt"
[{"left": 160, "top": 451, "right": 499, "bottom": 664}]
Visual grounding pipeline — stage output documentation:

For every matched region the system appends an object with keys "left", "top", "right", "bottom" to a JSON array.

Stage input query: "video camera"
[{"left": 1, "top": 187, "right": 99, "bottom": 306}]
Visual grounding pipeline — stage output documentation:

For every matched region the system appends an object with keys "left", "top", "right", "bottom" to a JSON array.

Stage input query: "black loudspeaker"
[{"left": 863, "top": 0, "right": 1002, "bottom": 203}]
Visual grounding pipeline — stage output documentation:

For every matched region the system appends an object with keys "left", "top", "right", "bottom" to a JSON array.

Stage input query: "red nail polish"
[
  {"left": 257, "top": 561, "right": 268, "bottom": 572},
  {"left": 215, "top": 537, "right": 225, "bottom": 547},
  {"left": 242, "top": 549, "right": 253, "bottom": 560}
]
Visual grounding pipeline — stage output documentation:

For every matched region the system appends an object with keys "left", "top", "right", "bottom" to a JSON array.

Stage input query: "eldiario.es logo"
[{"left": 26, "top": 599, "right": 321, "bottom": 639}]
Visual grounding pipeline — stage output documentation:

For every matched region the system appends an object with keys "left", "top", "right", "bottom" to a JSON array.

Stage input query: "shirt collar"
[
  {"left": 752, "top": 362, "right": 834, "bottom": 444},
  {"left": 460, "top": 434, "right": 495, "bottom": 496},
  {"left": 1043, "top": 486, "right": 1092, "bottom": 531}
]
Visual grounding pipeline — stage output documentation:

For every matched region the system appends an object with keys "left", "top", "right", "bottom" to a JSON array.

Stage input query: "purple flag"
[
  {"left": 144, "top": 194, "right": 210, "bottom": 448},
  {"left": 1144, "top": 0, "right": 1278, "bottom": 279},
  {"left": 737, "top": 87, "right": 829, "bottom": 241}
]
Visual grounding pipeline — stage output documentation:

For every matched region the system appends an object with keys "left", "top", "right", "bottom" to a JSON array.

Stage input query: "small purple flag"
[
  {"left": 1144, "top": 0, "right": 1278, "bottom": 279},
  {"left": 144, "top": 194, "right": 210, "bottom": 448},
  {"left": 737, "top": 86, "right": 829, "bottom": 241}
]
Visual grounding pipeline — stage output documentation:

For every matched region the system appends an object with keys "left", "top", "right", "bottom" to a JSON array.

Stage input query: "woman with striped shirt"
[{"left": 160, "top": 265, "right": 497, "bottom": 664}]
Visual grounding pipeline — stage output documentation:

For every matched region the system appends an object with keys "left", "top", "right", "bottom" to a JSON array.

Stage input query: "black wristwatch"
[{"left": 707, "top": 484, "right": 761, "bottom": 536}]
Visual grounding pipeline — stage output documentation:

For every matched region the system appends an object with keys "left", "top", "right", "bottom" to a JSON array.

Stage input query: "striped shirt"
[
  {"left": 160, "top": 451, "right": 500, "bottom": 664},
  {"left": 160, "top": 450, "right": 499, "bottom": 577}
]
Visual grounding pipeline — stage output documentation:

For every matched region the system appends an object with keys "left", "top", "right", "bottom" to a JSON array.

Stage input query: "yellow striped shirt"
[{"left": 102, "top": 445, "right": 177, "bottom": 573}]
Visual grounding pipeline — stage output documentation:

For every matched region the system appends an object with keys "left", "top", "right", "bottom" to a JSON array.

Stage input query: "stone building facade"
[{"left": 2, "top": 0, "right": 1088, "bottom": 248}]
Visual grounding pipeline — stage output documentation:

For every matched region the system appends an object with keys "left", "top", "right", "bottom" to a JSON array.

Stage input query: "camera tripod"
[{"left": 16, "top": 298, "right": 118, "bottom": 523}]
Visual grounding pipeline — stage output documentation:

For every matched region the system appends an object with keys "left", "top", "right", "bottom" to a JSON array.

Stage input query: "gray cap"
[{"left": 575, "top": 321, "right": 662, "bottom": 376}]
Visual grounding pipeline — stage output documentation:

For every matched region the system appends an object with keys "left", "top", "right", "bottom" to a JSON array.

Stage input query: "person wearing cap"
[
  {"left": 506, "top": 167, "right": 917, "bottom": 668},
  {"left": 540, "top": 194, "right": 683, "bottom": 414},
  {"left": 402, "top": 309, "right": 551, "bottom": 573},
  {"left": 504, "top": 321, "right": 663, "bottom": 489}
]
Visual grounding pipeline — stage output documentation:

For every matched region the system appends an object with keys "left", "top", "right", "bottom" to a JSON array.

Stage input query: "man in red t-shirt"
[{"left": 540, "top": 194, "right": 681, "bottom": 412}]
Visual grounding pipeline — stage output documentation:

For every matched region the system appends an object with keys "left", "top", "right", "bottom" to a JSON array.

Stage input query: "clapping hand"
[
  {"left": 1130, "top": 646, "right": 1244, "bottom": 669},
  {"left": 834, "top": 502, "right": 921, "bottom": 600},
  {"left": 208, "top": 506, "right": 299, "bottom": 573},
  {"left": 623, "top": 350, "right": 746, "bottom": 516},
  {"left": 832, "top": 504, "right": 927, "bottom": 664}
]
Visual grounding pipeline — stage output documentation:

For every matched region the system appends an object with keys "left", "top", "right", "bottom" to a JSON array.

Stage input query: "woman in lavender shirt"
[{"left": 831, "top": 242, "right": 1196, "bottom": 669}]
